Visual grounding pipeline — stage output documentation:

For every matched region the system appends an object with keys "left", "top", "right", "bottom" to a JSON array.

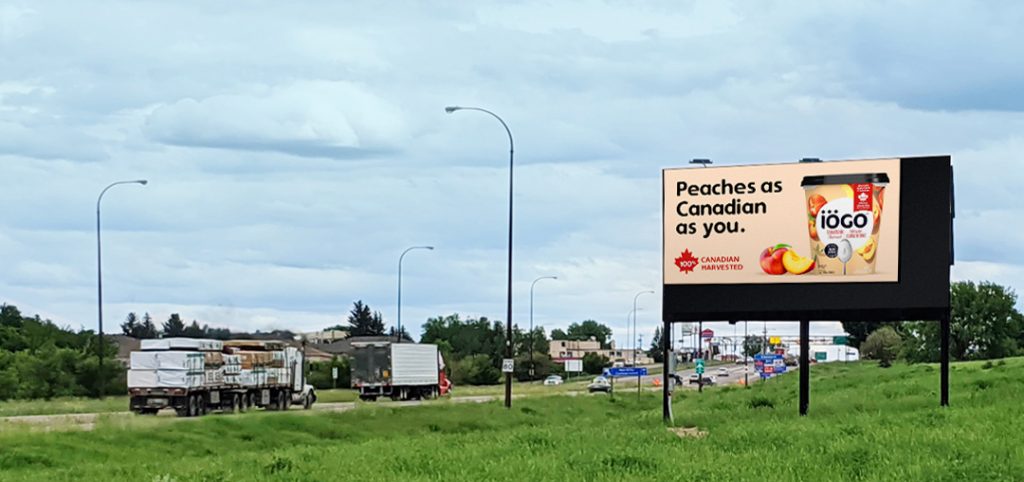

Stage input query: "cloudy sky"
[{"left": 2, "top": 1, "right": 1022, "bottom": 348}]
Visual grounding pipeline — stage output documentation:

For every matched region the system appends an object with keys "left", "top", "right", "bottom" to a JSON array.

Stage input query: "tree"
[
  {"left": 346, "top": 301, "right": 386, "bottom": 336},
  {"left": 387, "top": 326, "right": 414, "bottom": 342},
  {"left": 513, "top": 351, "right": 555, "bottom": 382},
  {"left": 646, "top": 326, "right": 664, "bottom": 363},
  {"left": 183, "top": 321, "right": 205, "bottom": 338},
  {"left": 162, "top": 314, "right": 186, "bottom": 337},
  {"left": 841, "top": 320, "right": 902, "bottom": 349},
  {"left": 138, "top": 313, "right": 159, "bottom": 339},
  {"left": 903, "top": 281, "right": 1023, "bottom": 362},
  {"left": 120, "top": 312, "right": 139, "bottom": 336},
  {"left": 742, "top": 336, "right": 762, "bottom": 357},
  {"left": 861, "top": 326, "right": 902, "bottom": 367},
  {"left": 582, "top": 352, "right": 611, "bottom": 375},
  {"left": 450, "top": 354, "right": 501, "bottom": 385},
  {"left": 550, "top": 328, "right": 568, "bottom": 340},
  {"left": 514, "top": 327, "right": 549, "bottom": 359},
  {"left": 566, "top": 320, "right": 613, "bottom": 348}
]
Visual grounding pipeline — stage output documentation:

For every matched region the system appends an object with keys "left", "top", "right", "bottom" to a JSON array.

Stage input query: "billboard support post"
[
  {"left": 663, "top": 319, "right": 672, "bottom": 423},
  {"left": 697, "top": 321, "right": 703, "bottom": 393},
  {"left": 941, "top": 312, "right": 950, "bottom": 407},
  {"left": 799, "top": 320, "right": 810, "bottom": 416}
]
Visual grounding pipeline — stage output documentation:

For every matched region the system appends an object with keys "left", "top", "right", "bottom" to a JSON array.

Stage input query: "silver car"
[{"left": 587, "top": 376, "right": 612, "bottom": 393}]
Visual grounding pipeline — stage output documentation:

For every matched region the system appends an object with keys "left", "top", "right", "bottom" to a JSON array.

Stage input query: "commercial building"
[{"left": 548, "top": 338, "right": 654, "bottom": 366}]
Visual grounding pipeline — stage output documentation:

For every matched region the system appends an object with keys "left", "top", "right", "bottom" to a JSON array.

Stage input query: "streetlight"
[
  {"left": 632, "top": 290, "right": 655, "bottom": 366},
  {"left": 96, "top": 179, "right": 148, "bottom": 397},
  {"left": 529, "top": 275, "right": 557, "bottom": 380},
  {"left": 397, "top": 245, "right": 434, "bottom": 343},
  {"left": 445, "top": 105, "right": 515, "bottom": 408}
]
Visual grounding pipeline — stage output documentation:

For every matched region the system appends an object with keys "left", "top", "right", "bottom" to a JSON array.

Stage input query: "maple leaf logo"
[{"left": 674, "top": 249, "right": 699, "bottom": 274}]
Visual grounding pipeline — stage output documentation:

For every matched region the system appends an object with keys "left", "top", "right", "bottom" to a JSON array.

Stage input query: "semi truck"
[
  {"left": 127, "top": 338, "right": 316, "bottom": 417},
  {"left": 351, "top": 341, "right": 451, "bottom": 401}
]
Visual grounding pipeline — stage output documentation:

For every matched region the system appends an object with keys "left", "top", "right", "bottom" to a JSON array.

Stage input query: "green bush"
[
  {"left": 582, "top": 352, "right": 611, "bottom": 375},
  {"left": 861, "top": 326, "right": 902, "bottom": 367},
  {"left": 307, "top": 356, "right": 350, "bottom": 389},
  {"left": 450, "top": 354, "right": 501, "bottom": 385}
]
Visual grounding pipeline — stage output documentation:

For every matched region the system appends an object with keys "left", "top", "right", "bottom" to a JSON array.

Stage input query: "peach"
[
  {"left": 782, "top": 250, "right": 815, "bottom": 275},
  {"left": 857, "top": 238, "right": 877, "bottom": 262},
  {"left": 760, "top": 244, "right": 789, "bottom": 275},
  {"left": 807, "top": 194, "right": 828, "bottom": 217}
]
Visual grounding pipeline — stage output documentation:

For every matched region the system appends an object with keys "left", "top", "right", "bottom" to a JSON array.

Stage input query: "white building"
[{"left": 787, "top": 344, "right": 859, "bottom": 363}]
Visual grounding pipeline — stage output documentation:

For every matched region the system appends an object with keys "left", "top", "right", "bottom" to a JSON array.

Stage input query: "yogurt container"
[{"left": 801, "top": 173, "right": 888, "bottom": 275}]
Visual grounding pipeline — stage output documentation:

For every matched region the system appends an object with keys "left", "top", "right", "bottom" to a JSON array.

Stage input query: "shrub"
[{"left": 861, "top": 326, "right": 901, "bottom": 367}]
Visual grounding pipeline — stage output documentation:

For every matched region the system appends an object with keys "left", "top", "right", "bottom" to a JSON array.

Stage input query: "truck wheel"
[
  {"left": 303, "top": 394, "right": 313, "bottom": 410},
  {"left": 199, "top": 396, "right": 208, "bottom": 415},
  {"left": 283, "top": 390, "right": 292, "bottom": 410},
  {"left": 187, "top": 395, "right": 198, "bottom": 417},
  {"left": 246, "top": 392, "right": 255, "bottom": 410},
  {"left": 231, "top": 394, "right": 241, "bottom": 413}
]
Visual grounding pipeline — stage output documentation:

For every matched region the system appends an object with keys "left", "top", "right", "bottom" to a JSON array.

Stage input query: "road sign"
[
  {"left": 501, "top": 358, "right": 514, "bottom": 373},
  {"left": 607, "top": 367, "right": 648, "bottom": 377},
  {"left": 695, "top": 359, "right": 705, "bottom": 374},
  {"left": 701, "top": 329, "right": 714, "bottom": 339},
  {"left": 331, "top": 367, "right": 338, "bottom": 380},
  {"left": 564, "top": 359, "right": 583, "bottom": 372},
  {"left": 833, "top": 336, "right": 848, "bottom": 345},
  {"left": 769, "top": 336, "right": 781, "bottom": 345},
  {"left": 815, "top": 352, "right": 827, "bottom": 362}
]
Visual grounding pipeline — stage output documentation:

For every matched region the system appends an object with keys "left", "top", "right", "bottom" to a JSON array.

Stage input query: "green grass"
[
  {"left": 2, "top": 358, "right": 1023, "bottom": 481},
  {"left": 0, "top": 396, "right": 128, "bottom": 417}
]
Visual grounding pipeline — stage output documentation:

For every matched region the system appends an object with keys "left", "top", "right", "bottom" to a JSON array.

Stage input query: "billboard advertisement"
[
  {"left": 662, "top": 156, "right": 952, "bottom": 322},
  {"left": 664, "top": 158, "right": 900, "bottom": 284}
]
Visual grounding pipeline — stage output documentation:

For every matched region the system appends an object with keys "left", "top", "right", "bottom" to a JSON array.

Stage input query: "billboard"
[
  {"left": 564, "top": 359, "right": 583, "bottom": 373},
  {"left": 664, "top": 158, "right": 899, "bottom": 284},
  {"left": 662, "top": 156, "right": 953, "bottom": 322}
]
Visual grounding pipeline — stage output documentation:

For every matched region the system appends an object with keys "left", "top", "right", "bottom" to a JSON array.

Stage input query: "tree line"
[
  {"left": 0, "top": 304, "right": 120, "bottom": 400},
  {"left": 854, "top": 281, "right": 1023, "bottom": 366}
]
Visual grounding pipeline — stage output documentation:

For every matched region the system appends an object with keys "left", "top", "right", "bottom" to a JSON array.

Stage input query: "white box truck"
[
  {"left": 128, "top": 338, "right": 316, "bottom": 417},
  {"left": 351, "top": 342, "right": 450, "bottom": 401}
]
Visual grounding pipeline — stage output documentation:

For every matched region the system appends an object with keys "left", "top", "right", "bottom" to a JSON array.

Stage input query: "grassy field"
[
  {"left": 0, "top": 396, "right": 128, "bottom": 418},
  {"left": 1, "top": 357, "right": 1022, "bottom": 480}
]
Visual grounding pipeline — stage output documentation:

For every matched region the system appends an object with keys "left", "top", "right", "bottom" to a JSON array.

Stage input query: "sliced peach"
[
  {"left": 872, "top": 204, "right": 881, "bottom": 233},
  {"left": 807, "top": 194, "right": 827, "bottom": 217},
  {"left": 808, "top": 217, "right": 818, "bottom": 241},
  {"left": 842, "top": 184, "right": 855, "bottom": 198},
  {"left": 782, "top": 250, "right": 815, "bottom": 275},
  {"left": 857, "top": 238, "right": 877, "bottom": 261}
]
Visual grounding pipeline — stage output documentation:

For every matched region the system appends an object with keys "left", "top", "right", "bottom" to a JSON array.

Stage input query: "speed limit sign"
[{"left": 501, "top": 358, "right": 514, "bottom": 373}]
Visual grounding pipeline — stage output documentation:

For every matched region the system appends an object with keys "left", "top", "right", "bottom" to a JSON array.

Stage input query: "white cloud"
[
  {"left": 1, "top": 0, "right": 1022, "bottom": 339},
  {"left": 143, "top": 81, "right": 409, "bottom": 158}
]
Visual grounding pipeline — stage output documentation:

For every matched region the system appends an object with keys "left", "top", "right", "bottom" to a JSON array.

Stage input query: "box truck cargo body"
[
  {"left": 128, "top": 338, "right": 316, "bottom": 417},
  {"left": 351, "top": 342, "right": 450, "bottom": 401}
]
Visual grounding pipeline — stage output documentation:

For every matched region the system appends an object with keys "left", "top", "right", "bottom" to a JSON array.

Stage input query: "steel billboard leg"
[
  {"left": 799, "top": 319, "right": 809, "bottom": 416},
  {"left": 663, "top": 319, "right": 672, "bottom": 424},
  {"left": 940, "top": 313, "right": 950, "bottom": 407}
]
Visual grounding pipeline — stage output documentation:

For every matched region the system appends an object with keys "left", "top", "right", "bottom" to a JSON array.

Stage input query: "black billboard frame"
[{"left": 660, "top": 156, "right": 954, "bottom": 422}]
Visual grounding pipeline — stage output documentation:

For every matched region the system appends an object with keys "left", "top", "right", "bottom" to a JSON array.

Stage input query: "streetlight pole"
[
  {"left": 96, "top": 179, "right": 148, "bottom": 398},
  {"left": 632, "top": 290, "right": 655, "bottom": 366},
  {"left": 529, "top": 275, "right": 557, "bottom": 381},
  {"left": 445, "top": 105, "right": 515, "bottom": 408},
  {"left": 397, "top": 245, "right": 434, "bottom": 343}
]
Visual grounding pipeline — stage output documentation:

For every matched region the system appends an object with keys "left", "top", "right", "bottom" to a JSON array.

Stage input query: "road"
[{"left": 604, "top": 362, "right": 757, "bottom": 392}]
